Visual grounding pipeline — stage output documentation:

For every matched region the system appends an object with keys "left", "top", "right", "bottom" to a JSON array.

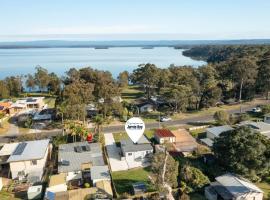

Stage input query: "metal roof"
[
  {"left": 155, "top": 129, "right": 175, "bottom": 138},
  {"left": 0, "top": 143, "right": 19, "bottom": 156},
  {"left": 7, "top": 139, "right": 49, "bottom": 162},
  {"left": 215, "top": 174, "right": 263, "bottom": 197},
  {"left": 58, "top": 142, "right": 104, "bottom": 173},
  {"left": 90, "top": 165, "right": 110, "bottom": 180},
  {"left": 120, "top": 135, "right": 153, "bottom": 154},
  {"left": 206, "top": 125, "right": 234, "bottom": 137}
]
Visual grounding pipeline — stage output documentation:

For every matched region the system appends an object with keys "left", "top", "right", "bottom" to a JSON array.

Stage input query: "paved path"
[{"left": 104, "top": 133, "right": 128, "bottom": 172}]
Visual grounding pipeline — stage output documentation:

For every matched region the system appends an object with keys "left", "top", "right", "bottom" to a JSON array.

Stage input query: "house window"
[
  {"left": 31, "top": 160, "right": 37, "bottom": 165},
  {"left": 128, "top": 153, "right": 132, "bottom": 156}
]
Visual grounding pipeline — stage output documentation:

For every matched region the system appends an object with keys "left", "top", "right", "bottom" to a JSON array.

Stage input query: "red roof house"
[{"left": 154, "top": 129, "right": 176, "bottom": 144}]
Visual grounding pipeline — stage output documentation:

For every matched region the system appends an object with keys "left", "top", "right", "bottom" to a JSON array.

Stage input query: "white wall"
[
  {"left": 264, "top": 116, "right": 270, "bottom": 124},
  {"left": 155, "top": 136, "right": 176, "bottom": 144},
  {"left": 124, "top": 149, "right": 153, "bottom": 163},
  {"left": 9, "top": 145, "right": 49, "bottom": 180}
]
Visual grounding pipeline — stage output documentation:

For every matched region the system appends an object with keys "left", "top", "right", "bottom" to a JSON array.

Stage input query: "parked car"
[
  {"left": 252, "top": 107, "right": 262, "bottom": 113},
  {"left": 160, "top": 116, "right": 172, "bottom": 122}
]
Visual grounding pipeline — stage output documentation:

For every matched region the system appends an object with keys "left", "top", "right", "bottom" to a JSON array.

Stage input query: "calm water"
[{"left": 0, "top": 47, "right": 205, "bottom": 79}]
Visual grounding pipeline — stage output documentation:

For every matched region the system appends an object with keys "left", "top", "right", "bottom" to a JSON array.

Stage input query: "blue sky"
[{"left": 1, "top": 0, "right": 270, "bottom": 41}]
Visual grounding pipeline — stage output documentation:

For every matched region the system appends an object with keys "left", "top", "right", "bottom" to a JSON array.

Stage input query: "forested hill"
[{"left": 182, "top": 45, "right": 270, "bottom": 63}]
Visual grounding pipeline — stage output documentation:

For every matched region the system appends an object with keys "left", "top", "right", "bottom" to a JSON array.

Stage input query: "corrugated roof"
[
  {"left": 7, "top": 139, "right": 49, "bottom": 162},
  {"left": 206, "top": 125, "right": 234, "bottom": 137},
  {"left": 58, "top": 142, "right": 104, "bottom": 173},
  {"left": 155, "top": 129, "right": 175, "bottom": 138},
  {"left": 216, "top": 174, "right": 263, "bottom": 197}
]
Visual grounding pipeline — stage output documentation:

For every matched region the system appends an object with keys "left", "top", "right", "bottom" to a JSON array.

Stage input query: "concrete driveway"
[{"left": 104, "top": 133, "right": 128, "bottom": 172}]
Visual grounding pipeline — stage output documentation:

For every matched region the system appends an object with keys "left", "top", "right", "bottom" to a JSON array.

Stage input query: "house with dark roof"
[
  {"left": 205, "top": 173, "right": 263, "bottom": 200},
  {"left": 0, "top": 139, "right": 51, "bottom": 183},
  {"left": 58, "top": 142, "right": 105, "bottom": 182},
  {"left": 238, "top": 121, "right": 270, "bottom": 139},
  {"left": 120, "top": 135, "right": 153, "bottom": 168},
  {"left": 154, "top": 129, "right": 176, "bottom": 144}
]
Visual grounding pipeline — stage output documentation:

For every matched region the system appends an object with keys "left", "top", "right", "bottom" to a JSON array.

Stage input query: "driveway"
[{"left": 104, "top": 133, "right": 128, "bottom": 172}]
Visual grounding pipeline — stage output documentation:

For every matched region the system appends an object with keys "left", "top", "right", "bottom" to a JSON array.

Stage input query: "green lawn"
[
  {"left": 44, "top": 97, "right": 56, "bottom": 108},
  {"left": 189, "top": 128, "right": 207, "bottom": 139},
  {"left": 121, "top": 85, "right": 144, "bottom": 103},
  {"left": 112, "top": 167, "right": 155, "bottom": 195},
  {"left": 255, "top": 182, "right": 270, "bottom": 199},
  {"left": 0, "top": 191, "right": 20, "bottom": 200},
  {"left": 113, "top": 132, "right": 129, "bottom": 143}
]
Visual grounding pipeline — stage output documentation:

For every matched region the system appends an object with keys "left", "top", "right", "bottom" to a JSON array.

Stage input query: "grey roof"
[
  {"left": 58, "top": 142, "right": 104, "bottom": 173},
  {"left": 200, "top": 138, "right": 214, "bottom": 147},
  {"left": 206, "top": 125, "right": 234, "bottom": 137},
  {"left": 238, "top": 121, "right": 270, "bottom": 138},
  {"left": 120, "top": 135, "right": 153, "bottom": 154},
  {"left": 7, "top": 139, "right": 49, "bottom": 162},
  {"left": 215, "top": 174, "right": 263, "bottom": 198},
  {"left": 90, "top": 165, "right": 110, "bottom": 180}
]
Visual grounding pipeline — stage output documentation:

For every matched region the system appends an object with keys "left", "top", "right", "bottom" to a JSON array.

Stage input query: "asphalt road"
[{"left": 0, "top": 103, "right": 261, "bottom": 143}]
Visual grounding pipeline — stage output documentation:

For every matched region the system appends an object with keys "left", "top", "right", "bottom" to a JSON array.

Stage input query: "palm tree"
[{"left": 93, "top": 115, "right": 104, "bottom": 142}]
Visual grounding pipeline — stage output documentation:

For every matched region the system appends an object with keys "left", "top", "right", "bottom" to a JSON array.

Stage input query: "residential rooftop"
[
  {"left": 120, "top": 135, "right": 152, "bottom": 154},
  {"left": 155, "top": 129, "right": 175, "bottom": 138},
  {"left": 238, "top": 121, "right": 270, "bottom": 138},
  {"left": 58, "top": 142, "right": 104, "bottom": 173},
  {"left": 7, "top": 139, "right": 50, "bottom": 162},
  {"left": 90, "top": 165, "right": 110, "bottom": 181},
  {"left": 206, "top": 125, "right": 234, "bottom": 137}
]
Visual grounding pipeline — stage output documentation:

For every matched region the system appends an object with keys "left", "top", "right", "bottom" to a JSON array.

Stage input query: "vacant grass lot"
[
  {"left": 112, "top": 167, "right": 155, "bottom": 195},
  {"left": 121, "top": 85, "right": 144, "bottom": 103}
]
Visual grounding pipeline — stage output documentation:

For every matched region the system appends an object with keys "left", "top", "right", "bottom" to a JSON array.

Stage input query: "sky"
[{"left": 0, "top": 0, "right": 270, "bottom": 41}]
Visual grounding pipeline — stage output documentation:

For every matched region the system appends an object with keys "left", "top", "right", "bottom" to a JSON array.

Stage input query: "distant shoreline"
[{"left": 0, "top": 39, "right": 270, "bottom": 49}]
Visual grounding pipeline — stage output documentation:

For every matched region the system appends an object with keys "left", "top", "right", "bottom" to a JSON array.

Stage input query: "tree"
[
  {"left": 213, "top": 126, "right": 270, "bottom": 181},
  {"left": 180, "top": 165, "right": 210, "bottom": 193},
  {"left": 151, "top": 151, "right": 179, "bottom": 199},
  {"left": 0, "top": 80, "right": 9, "bottom": 98},
  {"left": 230, "top": 57, "right": 258, "bottom": 101},
  {"left": 92, "top": 115, "right": 105, "bottom": 143},
  {"left": 47, "top": 72, "right": 61, "bottom": 95},
  {"left": 262, "top": 104, "right": 270, "bottom": 115},
  {"left": 256, "top": 51, "right": 270, "bottom": 99},
  {"left": 162, "top": 84, "right": 192, "bottom": 112},
  {"left": 131, "top": 63, "right": 160, "bottom": 99},
  {"left": 198, "top": 65, "right": 222, "bottom": 109},
  {"left": 214, "top": 110, "right": 230, "bottom": 125},
  {"left": 26, "top": 74, "right": 36, "bottom": 92},
  {"left": 34, "top": 66, "right": 49, "bottom": 91},
  {"left": 118, "top": 71, "right": 129, "bottom": 88},
  {"left": 5, "top": 76, "right": 22, "bottom": 97}
]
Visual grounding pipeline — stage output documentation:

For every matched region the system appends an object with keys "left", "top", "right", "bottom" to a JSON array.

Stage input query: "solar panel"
[
  {"left": 74, "top": 146, "right": 83, "bottom": 153},
  {"left": 82, "top": 145, "right": 91, "bottom": 151},
  {"left": 13, "top": 142, "right": 27, "bottom": 155}
]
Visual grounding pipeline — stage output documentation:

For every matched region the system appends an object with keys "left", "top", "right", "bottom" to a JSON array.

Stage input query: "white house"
[
  {"left": 120, "top": 135, "right": 153, "bottom": 168},
  {"left": 154, "top": 129, "right": 176, "bottom": 144},
  {"left": 137, "top": 102, "right": 154, "bottom": 113},
  {"left": 5, "top": 139, "right": 51, "bottom": 183},
  {"left": 264, "top": 114, "right": 270, "bottom": 124},
  {"left": 206, "top": 125, "right": 234, "bottom": 140},
  {"left": 205, "top": 173, "right": 263, "bottom": 200}
]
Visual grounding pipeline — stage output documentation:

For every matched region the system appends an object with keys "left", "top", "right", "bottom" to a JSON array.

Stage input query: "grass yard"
[
  {"left": 112, "top": 167, "right": 155, "bottom": 195},
  {"left": 44, "top": 97, "right": 56, "bottom": 108},
  {"left": 189, "top": 128, "right": 207, "bottom": 139},
  {"left": 113, "top": 132, "right": 129, "bottom": 143},
  {"left": 0, "top": 191, "right": 20, "bottom": 200},
  {"left": 255, "top": 182, "right": 270, "bottom": 199},
  {"left": 121, "top": 85, "right": 144, "bottom": 103}
]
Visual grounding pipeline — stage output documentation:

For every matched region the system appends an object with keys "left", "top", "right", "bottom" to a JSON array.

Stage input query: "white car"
[
  {"left": 160, "top": 116, "right": 172, "bottom": 122},
  {"left": 252, "top": 107, "right": 262, "bottom": 113}
]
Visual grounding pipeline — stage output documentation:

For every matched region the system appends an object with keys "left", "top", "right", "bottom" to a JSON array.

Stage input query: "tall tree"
[
  {"left": 5, "top": 76, "right": 22, "bottom": 97},
  {"left": 131, "top": 63, "right": 159, "bottom": 99},
  {"left": 34, "top": 66, "right": 49, "bottom": 91},
  {"left": 230, "top": 57, "right": 258, "bottom": 101},
  {"left": 256, "top": 51, "right": 270, "bottom": 99},
  {"left": 47, "top": 72, "right": 61, "bottom": 95},
  {"left": 0, "top": 80, "right": 9, "bottom": 98},
  {"left": 117, "top": 71, "right": 129, "bottom": 88},
  {"left": 26, "top": 74, "right": 36, "bottom": 92}
]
